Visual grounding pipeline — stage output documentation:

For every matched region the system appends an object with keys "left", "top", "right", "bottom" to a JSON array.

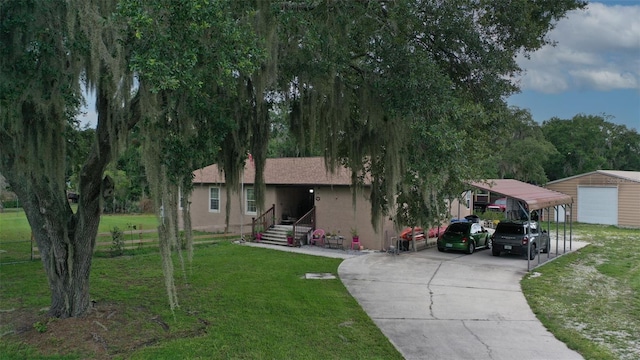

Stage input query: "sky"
[
  {"left": 507, "top": 0, "right": 640, "bottom": 130},
  {"left": 79, "top": 1, "right": 640, "bottom": 131}
]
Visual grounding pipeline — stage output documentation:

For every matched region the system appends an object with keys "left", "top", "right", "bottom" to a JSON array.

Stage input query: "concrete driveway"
[{"left": 338, "top": 242, "right": 587, "bottom": 360}]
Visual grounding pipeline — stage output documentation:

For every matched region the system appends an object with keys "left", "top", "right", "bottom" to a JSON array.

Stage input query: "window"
[
  {"left": 209, "top": 187, "right": 220, "bottom": 212},
  {"left": 245, "top": 187, "right": 256, "bottom": 214},
  {"left": 179, "top": 187, "right": 185, "bottom": 210},
  {"left": 446, "top": 222, "right": 470, "bottom": 234},
  {"left": 495, "top": 223, "right": 524, "bottom": 235}
]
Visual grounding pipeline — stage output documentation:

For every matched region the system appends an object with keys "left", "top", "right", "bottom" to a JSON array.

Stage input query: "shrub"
[
  {"left": 179, "top": 233, "right": 187, "bottom": 250},
  {"left": 33, "top": 321, "right": 48, "bottom": 333},
  {"left": 475, "top": 210, "right": 506, "bottom": 222},
  {"left": 110, "top": 226, "right": 125, "bottom": 257},
  {"left": 2, "top": 200, "right": 20, "bottom": 209}
]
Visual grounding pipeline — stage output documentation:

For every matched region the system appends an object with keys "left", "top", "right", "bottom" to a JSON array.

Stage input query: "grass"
[
  {"left": 0, "top": 208, "right": 159, "bottom": 240},
  {"left": 521, "top": 223, "right": 640, "bottom": 360},
  {"left": 0, "top": 209, "right": 164, "bottom": 263},
  {"left": 0, "top": 242, "right": 402, "bottom": 359}
]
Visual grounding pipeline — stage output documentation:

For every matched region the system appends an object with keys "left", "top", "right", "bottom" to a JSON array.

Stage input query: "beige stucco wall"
[
  {"left": 186, "top": 183, "right": 279, "bottom": 235},
  {"left": 312, "top": 185, "right": 397, "bottom": 251},
  {"left": 448, "top": 196, "right": 473, "bottom": 220},
  {"left": 185, "top": 183, "right": 397, "bottom": 249},
  {"left": 545, "top": 173, "right": 640, "bottom": 228}
]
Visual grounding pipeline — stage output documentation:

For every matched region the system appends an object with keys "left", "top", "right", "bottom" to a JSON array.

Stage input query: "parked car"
[
  {"left": 449, "top": 215, "right": 480, "bottom": 224},
  {"left": 487, "top": 197, "right": 507, "bottom": 212},
  {"left": 399, "top": 227, "right": 425, "bottom": 241},
  {"left": 437, "top": 222, "right": 491, "bottom": 254},
  {"left": 491, "top": 220, "right": 549, "bottom": 260},
  {"left": 464, "top": 214, "right": 481, "bottom": 223},
  {"left": 427, "top": 226, "right": 445, "bottom": 238},
  {"left": 399, "top": 227, "right": 426, "bottom": 251}
]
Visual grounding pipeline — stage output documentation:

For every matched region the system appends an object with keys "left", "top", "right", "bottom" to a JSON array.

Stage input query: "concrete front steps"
[{"left": 257, "top": 224, "right": 312, "bottom": 246}]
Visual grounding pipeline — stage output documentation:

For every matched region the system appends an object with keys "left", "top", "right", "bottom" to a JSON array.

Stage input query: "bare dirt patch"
[{"left": 0, "top": 302, "right": 201, "bottom": 359}]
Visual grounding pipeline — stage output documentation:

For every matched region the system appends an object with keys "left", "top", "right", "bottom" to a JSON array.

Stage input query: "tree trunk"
[
  {"left": 5, "top": 149, "right": 108, "bottom": 318},
  {"left": 9, "top": 169, "right": 102, "bottom": 318}
]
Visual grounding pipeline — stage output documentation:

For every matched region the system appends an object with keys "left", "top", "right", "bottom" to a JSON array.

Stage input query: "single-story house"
[
  {"left": 186, "top": 157, "right": 399, "bottom": 250},
  {"left": 545, "top": 170, "right": 640, "bottom": 227}
]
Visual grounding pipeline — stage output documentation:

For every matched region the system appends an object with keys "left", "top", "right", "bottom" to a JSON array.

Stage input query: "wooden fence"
[{"left": 29, "top": 232, "right": 236, "bottom": 260}]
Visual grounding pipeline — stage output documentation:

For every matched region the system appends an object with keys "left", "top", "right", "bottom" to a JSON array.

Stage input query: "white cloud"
[
  {"left": 516, "top": 2, "right": 640, "bottom": 94},
  {"left": 570, "top": 69, "right": 638, "bottom": 90},
  {"left": 520, "top": 69, "right": 570, "bottom": 93}
]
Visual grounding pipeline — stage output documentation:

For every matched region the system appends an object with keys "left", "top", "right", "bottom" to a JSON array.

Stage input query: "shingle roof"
[
  {"left": 469, "top": 179, "right": 573, "bottom": 211},
  {"left": 193, "top": 157, "right": 354, "bottom": 185}
]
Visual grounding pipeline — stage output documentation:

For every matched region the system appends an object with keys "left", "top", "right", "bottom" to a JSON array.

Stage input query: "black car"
[{"left": 491, "top": 220, "right": 549, "bottom": 260}]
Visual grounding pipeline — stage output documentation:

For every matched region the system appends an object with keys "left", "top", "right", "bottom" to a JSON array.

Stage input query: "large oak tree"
[{"left": 1, "top": 0, "right": 257, "bottom": 317}]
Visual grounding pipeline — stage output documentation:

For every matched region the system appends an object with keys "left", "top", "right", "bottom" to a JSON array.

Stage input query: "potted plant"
[
  {"left": 286, "top": 230, "right": 294, "bottom": 246},
  {"left": 349, "top": 228, "right": 362, "bottom": 250},
  {"left": 255, "top": 226, "right": 264, "bottom": 242},
  {"left": 350, "top": 228, "right": 359, "bottom": 242}
]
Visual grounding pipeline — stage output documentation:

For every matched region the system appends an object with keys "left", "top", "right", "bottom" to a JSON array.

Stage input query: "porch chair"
[{"left": 311, "top": 229, "right": 325, "bottom": 246}]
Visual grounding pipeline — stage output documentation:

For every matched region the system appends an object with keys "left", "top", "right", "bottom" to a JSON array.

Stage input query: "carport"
[{"left": 468, "top": 179, "right": 574, "bottom": 270}]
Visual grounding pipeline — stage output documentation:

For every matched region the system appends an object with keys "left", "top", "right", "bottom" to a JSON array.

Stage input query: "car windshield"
[
  {"left": 495, "top": 223, "right": 524, "bottom": 235},
  {"left": 495, "top": 199, "right": 506, "bottom": 205},
  {"left": 445, "top": 222, "right": 470, "bottom": 234}
]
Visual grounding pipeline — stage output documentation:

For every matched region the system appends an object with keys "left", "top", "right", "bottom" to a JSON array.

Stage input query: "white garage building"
[{"left": 545, "top": 170, "right": 640, "bottom": 228}]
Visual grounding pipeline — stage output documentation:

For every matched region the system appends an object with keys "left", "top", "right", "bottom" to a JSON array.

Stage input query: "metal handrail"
[
  {"left": 292, "top": 207, "right": 316, "bottom": 246},
  {"left": 252, "top": 204, "right": 275, "bottom": 240}
]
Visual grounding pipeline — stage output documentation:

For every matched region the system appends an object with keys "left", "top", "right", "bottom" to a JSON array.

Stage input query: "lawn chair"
[{"left": 311, "top": 229, "right": 325, "bottom": 246}]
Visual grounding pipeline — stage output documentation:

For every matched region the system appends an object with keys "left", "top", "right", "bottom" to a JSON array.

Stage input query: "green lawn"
[
  {"left": 522, "top": 223, "right": 640, "bottom": 360},
  {"left": 0, "top": 208, "right": 159, "bottom": 240},
  {"left": 0, "top": 209, "right": 159, "bottom": 263},
  {"left": 0, "top": 242, "right": 402, "bottom": 359}
]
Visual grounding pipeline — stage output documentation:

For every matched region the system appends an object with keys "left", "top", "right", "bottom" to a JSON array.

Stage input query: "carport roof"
[{"left": 469, "top": 179, "right": 572, "bottom": 211}]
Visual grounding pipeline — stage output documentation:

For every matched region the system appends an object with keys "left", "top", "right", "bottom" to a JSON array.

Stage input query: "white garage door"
[{"left": 577, "top": 187, "right": 618, "bottom": 225}]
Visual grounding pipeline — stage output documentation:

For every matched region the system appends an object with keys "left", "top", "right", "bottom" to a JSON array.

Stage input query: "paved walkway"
[
  {"left": 240, "top": 239, "right": 588, "bottom": 359},
  {"left": 240, "top": 241, "right": 365, "bottom": 259}
]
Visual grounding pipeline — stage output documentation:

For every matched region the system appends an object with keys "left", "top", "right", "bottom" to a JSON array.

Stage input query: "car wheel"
[
  {"left": 486, "top": 236, "right": 492, "bottom": 249},
  {"left": 437, "top": 247, "right": 444, "bottom": 252},
  {"left": 467, "top": 242, "right": 475, "bottom": 254},
  {"left": 492, "top": 248, "right": 500, "bottom": 256},
  {"left": 528, "top": 244, "right": 537, "bottom": 260}
]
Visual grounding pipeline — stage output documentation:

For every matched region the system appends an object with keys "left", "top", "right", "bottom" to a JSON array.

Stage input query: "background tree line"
[{"left": 488, "top": 110, "right": 639, "bottom": 184}]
